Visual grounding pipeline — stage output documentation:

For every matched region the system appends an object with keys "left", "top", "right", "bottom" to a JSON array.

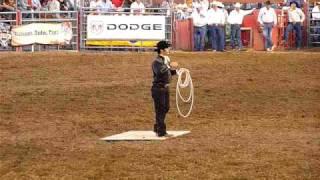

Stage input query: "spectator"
[
  {"left": 285, "top": 0, "right": 305, "bottom": 8},
  {"left": 100, "top": 0, "right": 115, "bottom": 12},
  {"left": 89, "top": 0, "right": 101, "bottom": 10},
  {"left": 160, "top": 0, "right": 170, "bottom": 15},
  {"left": 122, "top": 0, "right": 134, "bottom": 13},
  {"left": 17, "top": 0, "right": 31, "bottom": 11},
  {"left": 312, "top": 2, "right": 320, "bottom": 42},
  {"left": 217, "top": 1, "right": 227, "bottom": 51},
  {"left": 192, "top": 5, "right": 207, "bottom": 51},
  {"left": 32, "top": 0, "right": 42, "bottom": 10},
  {"left": 130, "top": 0, "right": 145, "bottom": 15},
  {"left": 207, "top": 1, "right": 225, "bottom": 52},
  {"left": 227, "top": 2, "right": 255, "bottom": 50},
  {"left": 59, "top": 0, "right": 68, "bottom": 10},
  {"left": 258, "top": 0, "right": 277, "bottom": 51},
  {"left": 282, "top": 1, "right": 305, "bottom": 49},
  {"left": 0, "top": 0, "right": 16, "bottom": 11},
  {"left": 112, "top": 0, "right": 123, "bottom": 8}
]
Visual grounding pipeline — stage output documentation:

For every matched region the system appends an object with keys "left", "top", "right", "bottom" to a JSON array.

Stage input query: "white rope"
[{"left": 176, "top": 68, "right": 194, "bottom": 118}]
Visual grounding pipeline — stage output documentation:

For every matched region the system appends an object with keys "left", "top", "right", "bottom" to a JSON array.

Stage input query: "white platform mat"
[{"left": 100, "top": 131, "right": 190, "bottom": 141}]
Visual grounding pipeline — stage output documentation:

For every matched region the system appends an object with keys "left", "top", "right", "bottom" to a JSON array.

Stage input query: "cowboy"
[
  {"left": 227, "top": 2, "right": 255, "bottom": 50},
  {"left": 283, "top": 1, "right": 305, "bottom": 49},
  {"left": 258, "top": 0, "right": 277, "bottom": 51},
  {"left": 151, "top": 41, "right": 179, "bottom": 137}
]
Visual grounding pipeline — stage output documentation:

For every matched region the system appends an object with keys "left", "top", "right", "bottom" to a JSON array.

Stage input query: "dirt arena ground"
[{"left": 0, "top": 51, "right": 319, "bottom": 179}]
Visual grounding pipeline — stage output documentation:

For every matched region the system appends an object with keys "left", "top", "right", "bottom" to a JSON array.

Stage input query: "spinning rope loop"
[{"left": 176, "top": 68, "right": 194, "bottom": 118}]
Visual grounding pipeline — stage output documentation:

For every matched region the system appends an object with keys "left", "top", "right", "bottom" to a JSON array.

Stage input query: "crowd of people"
[{"left": 186, "top": 0, "right": 310, "bottom": 51}]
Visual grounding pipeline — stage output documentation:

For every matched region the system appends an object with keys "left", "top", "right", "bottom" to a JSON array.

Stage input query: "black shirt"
[{"left": 152, "top": 55, "right": 177, "bottom": 88}]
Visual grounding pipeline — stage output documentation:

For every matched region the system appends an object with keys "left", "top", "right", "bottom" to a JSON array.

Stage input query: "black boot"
[{"left": 153, "top": 124, "right": 158, "bottom": 133}]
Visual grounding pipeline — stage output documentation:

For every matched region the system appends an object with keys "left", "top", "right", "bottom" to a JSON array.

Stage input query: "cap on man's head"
[
  {"left": 290, "top": 1, "right": 298, "bottom": 6},
  {"left": 265, "top": 0, "right": 271, "bottom": 5},
  {"left": 156, "top": 40, "right": 171, "bottom": 50},
  {"left": 217, "top": 2, "right": 224, "bottom": 8}
]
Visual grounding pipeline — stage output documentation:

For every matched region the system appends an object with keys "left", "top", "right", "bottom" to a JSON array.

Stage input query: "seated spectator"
[
  {"left": 47, "top": 0, "right": 60, "bottom": 11},
  {"left": 130, "top": 0, "right": 144, "bottom": 15},
  {"left": 176, "top": 4, "right": 191, "bottom": 20},
  {"left": 17, "top": 0, "right": 31, "bottom": 11},
  {"left": 0, "top": 0, "right": 16, "bottom": 11},
  {"left": 100, "top": 0, "right": 115, "bottom": 12},
  {"left": 32, "top": 0, "right": 42, "bottom": 10},
  {"left": 160, "top": 0, "right": 170, "bottom": 15},
  {"left": 112, "top": 0, "right": 124, "bottom": 8},
  {"left": 59, "top": 0, "right": 68, "bottom": 10},
  {"left": 312, "top": 2, "right": 320, "bottom": 42},
  {"left": 121, "top": 0, "right": 134, "bottom": 13},
  {"left": 90, "top": 0, "right": 101, "bottom": 11}
]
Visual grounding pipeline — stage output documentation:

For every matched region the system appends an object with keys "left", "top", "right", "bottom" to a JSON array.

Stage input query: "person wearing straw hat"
[
  {"left": 312, "top": 2, "right": 320, "bottom": 42},
  {"left": 282, "top": 1, "right": 305, "bottom": 49},
  {"left": 207, "top": 1, "right": 225, "bottom": 51},
  {"left": 258, "top": 0, "right": 277, "bottom": 51},
  {"left": 151, "top": 41, "right": 179, "bottom": 137},
  {"left": 227, "top": 2, "right": 255, "bottom": 50}
]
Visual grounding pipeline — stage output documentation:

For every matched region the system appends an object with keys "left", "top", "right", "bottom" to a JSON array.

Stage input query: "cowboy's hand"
[{"left": 170, "top": 62, "right": 179, "bottom": 69}]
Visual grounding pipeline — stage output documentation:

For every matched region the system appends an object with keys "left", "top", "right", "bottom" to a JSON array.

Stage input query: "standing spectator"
[
  {"left": 17, "top": 0, "right": 31, "bottom": 11},
  {"left": 217, "top": 1, "right": 227, "bottom": 51},
  {"left": 47, "top": 0, "right": 60, "bottom": 11},
  {"left": 258, "top": 0, "right": 277, "bottom": 51},
  {"left": 282, "top": 1, "right": 305, "bottom": 49},
  {"left": 130, "top": 0, "right": 145, "bottom": 15},
  {"left": 207, "top": 2, "right": 225, "bottom": 52},
  {"left": 228, "top": 2, "right": 255, "bottom": 50},
  {"left": 112, "top": 0, "right": 123, "bottom": 8},
  {"left": 312, "top": 2, "right": 320, "bottom": 42},
  {"left": 192, "top": 6, "right": 207, "bottom": 51},
  {"left": 285, "top": 0, "right": 305, "bottom": 8}
]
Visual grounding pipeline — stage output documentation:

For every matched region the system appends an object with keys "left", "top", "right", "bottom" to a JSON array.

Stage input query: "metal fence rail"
[{"left": 309, "top": 11, "right": 320, "bottom": 46}]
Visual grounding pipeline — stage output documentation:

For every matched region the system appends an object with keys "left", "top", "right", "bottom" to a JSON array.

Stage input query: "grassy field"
[{"left": 0, "top": 51, "right": 319, "bottom": 179}]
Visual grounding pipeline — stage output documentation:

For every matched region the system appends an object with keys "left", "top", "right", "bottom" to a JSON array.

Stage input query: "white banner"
[
  {"left": 87, "top": 15, "right": 166, "bottom": 40},
  {"left": 11, "top": 22, "right": 73, "bottom": 46}
]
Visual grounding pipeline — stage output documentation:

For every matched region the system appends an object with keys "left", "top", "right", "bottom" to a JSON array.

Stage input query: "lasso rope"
[{"left": 176, "top": 68, "right": 194, "bottom": 118}]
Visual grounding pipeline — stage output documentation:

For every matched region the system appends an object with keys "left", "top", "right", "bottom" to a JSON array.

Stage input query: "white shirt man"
[
  {"left": 283, "top": 5, "right": 305, "bottom": 23},
  {"left": 228, "top": 3, "right": 255, "bottom": 25},
  {"left": 207, "top": 5, "right": 224, "bottom": 25},
  {"left": 192, "top": 7, "right": 207, "bottom": 27},
  {"left": 47, "top": 0, "right": 60, "bottom": 11},
  {"left": 312, "top": 3, "right": 320, "bottom": 20},
  {"left": 258, "top": 6, "right": 277, "bottom": 25},
  {"left": 130, "top": 0, "right": 145, "bottom": 15}
]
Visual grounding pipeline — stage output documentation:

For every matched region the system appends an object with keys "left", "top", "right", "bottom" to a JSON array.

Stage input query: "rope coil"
[{"left": 176, "top": 68, "right": 194, "bottom": 118}]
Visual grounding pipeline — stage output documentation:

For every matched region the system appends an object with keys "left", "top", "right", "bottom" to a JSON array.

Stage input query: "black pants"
[{"left": 151, "top": 86, "right": 170, "bottom": 136}]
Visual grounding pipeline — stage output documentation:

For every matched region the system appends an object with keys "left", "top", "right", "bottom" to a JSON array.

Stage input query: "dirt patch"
[{"left": 0, "top": 51, "right": 319, "bottom": 179}]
